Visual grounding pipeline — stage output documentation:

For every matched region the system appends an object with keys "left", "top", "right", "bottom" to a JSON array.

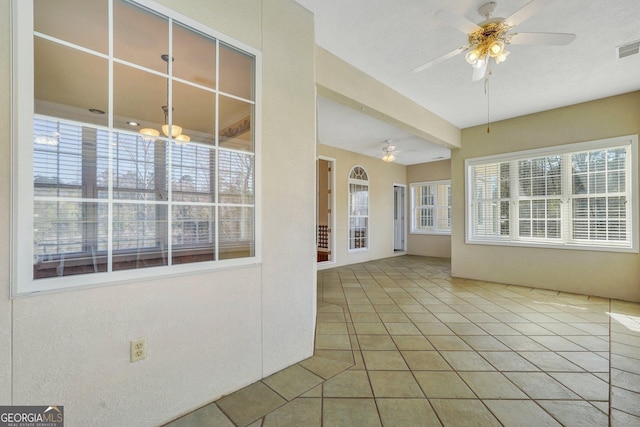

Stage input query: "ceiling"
[{"left": 297, "top": 0, "right": 640, "bottom": 164}]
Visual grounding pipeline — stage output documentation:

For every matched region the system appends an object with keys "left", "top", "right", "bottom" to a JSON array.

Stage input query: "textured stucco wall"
[
  {"left": 452, "top": 92, "right": 640, "bottom": 302},
  {"left": 2, "top": 0, "right": 317, "bottom": 425},
  {"left": 0, "top": 0, "right": 12, "bottom": 408},
  {"left": 260, "top": 0, "right": 317, "bottom": 376}
]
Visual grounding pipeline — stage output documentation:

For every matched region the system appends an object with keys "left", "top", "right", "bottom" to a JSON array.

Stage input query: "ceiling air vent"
[{"left": 618, "top": 40, "right": 640, "bottom": 59}]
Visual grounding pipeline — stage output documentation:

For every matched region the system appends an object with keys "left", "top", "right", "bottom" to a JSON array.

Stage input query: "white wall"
[
  {"left": 0, "top": 0, "right": 11, "bottom": 408},
  {"left": 1, "top": 1, "right": 317, "bottom": 425},
  {"left": 452, "top": 92, "right": 640, "bottom": 302},
  {"left": 260, "top": 0, "right": 317, "bottom": 376},
  {"left": 317, "top": 144, "right": 406, "bottom": 268},
  {"left": 407, "top": 159, "right": 452, "bottom": 258}
]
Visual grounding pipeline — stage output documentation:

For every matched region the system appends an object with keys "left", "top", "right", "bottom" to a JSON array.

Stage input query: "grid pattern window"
[
  {"left": 16, "top": 0, "right": 259, "bottom": 293},
  {"left": 410, "top": 181, "right": 451, "bottom": 234},
  {"left": 348, "top": 166, "right": 369, "bottom": 251},
  {"left": 466, "top": 136, "right": 638, "bottom": 252}
]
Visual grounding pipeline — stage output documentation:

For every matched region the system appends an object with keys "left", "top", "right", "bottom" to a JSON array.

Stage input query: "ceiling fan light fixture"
[
  {"left": 382, "top": 153, "right": 395, "bottom": 163},
  {"left": 473, "top": 55, "right": 487, "bottom": 68},
  {"left": 495, "top": 50, "right": 510, "bottom": 64},
  {"left": 465, "top": 48, "right": 482, "bottom": 64},
  {"left": 488, "top": 40, "right": 505, "bottom": 56}
]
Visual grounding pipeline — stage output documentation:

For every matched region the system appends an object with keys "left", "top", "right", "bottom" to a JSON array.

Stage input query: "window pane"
[
  {"left": 350, "top": 167, "right": 368, "bottom": 181},
  {"left": 35, "top": 39, "right": 108, "bottom": 126},
  {"left": 112, "top": 203, "right": 168, "bottom": 271},
  {"left": 112, "top": 132, "right": 168, "bottom": 201},
  {"left": 572, "top": 173, "right": 587, "bottom": 194},
  {"left": 34, "top": 119, "right": 84, "bottom": 189},
  {"left": 173, "top": 23, "right": 217, "bottom": 89},
  {"left": 548, "top": 220, "right": 561, "bottom": 238},
  {"left": 349, "top": 184, "right": 369, "bottom": 216},
  {"left": 349, "top": 217, "right": 367, "bottom": 249},
  {"left": 219, "top": 96, "right": 253, "bottom": 151},
  {"left": 114, "top": 63, "right": 167, "bottom": 133},
  {"left": 34, "top": 201, "right": 108, "bottom": 279},
  {"left": 113, "top": 0, "right": 169, "bottom": 74},
  {"left": 589, "top": 172, "right": 606, "bottom": 193},
  {"left": 519, "top": 201, "right": 531, "bottom": 219},
  {"left": 608, "top": 171, "right": 625, "bottom": 192},
  {"left": 174, "top": 80, "right": 216, "bottom": 145},
  {"left": 172, "top": 145, "right": 215, "bottom": 203},
  {"left": 589, "top": 150, "right": 607, "bottom": 172},
  {"left": 219, "top": 42, "right": 254, "bottom": 100},
  {"left": 219, "top": 151, "right": 254, "bottom": 204},
  {"left": 35, "top": 0, "right": 108, "bottom": 54},
  {"left": 172, "top": 205, "right": 215, "bottom": 264},
  {"left": 219, "top": 206, "right": 255, "bottom": 259}
]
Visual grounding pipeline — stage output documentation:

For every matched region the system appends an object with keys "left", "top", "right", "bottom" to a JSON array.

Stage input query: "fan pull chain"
[{"left": 484, "top": 69, "right": 492, "bottom": 133}]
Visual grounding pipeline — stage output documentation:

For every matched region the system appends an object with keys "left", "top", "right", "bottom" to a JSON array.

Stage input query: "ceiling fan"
[
  {"left": 381, "top": 140, "right": 397, "bottom": 162},
  {"left": 411, "top": 0, "right": 576, "bottom": 81}
]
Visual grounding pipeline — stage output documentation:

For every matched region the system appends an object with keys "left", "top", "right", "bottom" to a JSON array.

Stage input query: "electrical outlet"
[{"left": 130, "top": 338, "right": 147, "bottom": 362}]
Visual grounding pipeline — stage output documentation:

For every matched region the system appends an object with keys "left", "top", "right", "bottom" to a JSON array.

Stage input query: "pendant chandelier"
[{"left": 140, "top": 54, "right": 190, "bottom": 143}]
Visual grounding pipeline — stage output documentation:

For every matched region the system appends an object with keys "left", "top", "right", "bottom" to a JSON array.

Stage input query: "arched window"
[{"left": 348, "top": 166, "right": 369, "bottom": 251}]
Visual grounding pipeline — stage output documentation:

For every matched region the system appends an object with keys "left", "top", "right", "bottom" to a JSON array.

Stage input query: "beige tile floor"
[{"left": 165, "top": 256, "right": 640, "bottom": 426}]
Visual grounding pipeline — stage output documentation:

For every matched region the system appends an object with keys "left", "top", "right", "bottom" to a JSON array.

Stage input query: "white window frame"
[
  {"left": 348, "top": 165, "right": 369, "bottom": 252},
  {"left": 410, "top": 180, "right": 451, "bottom": 235},
  {"left": 11, "top": 0, "right": 262, "bottom": 296},
  {"left": 465, "top": 135, "right": 639, "bottom": 253}
]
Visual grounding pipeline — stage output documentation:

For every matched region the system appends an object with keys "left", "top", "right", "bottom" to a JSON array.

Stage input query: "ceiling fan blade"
[
  {"left": 435, "top": 9, "right": 482, "bottom": 34},
  {"left": 508, "top": 32, "right": 576, "bottom": 45},
  {"left": 503, "top": 0, "right": 555, "bottom": 27},
  {"left": 471, "top": 57, "right": 489, "bottom": 82},
  {"left": 411, "top": 46, "right": 469, "bottom": 73}
]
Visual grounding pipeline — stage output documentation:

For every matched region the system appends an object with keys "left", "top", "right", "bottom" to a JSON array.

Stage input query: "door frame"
[
  {"left": 393, "top": 183, "right": 407, "bottom": 253},
  {"left": 317, "top": 156, "right": 336, "bottom": 268}
]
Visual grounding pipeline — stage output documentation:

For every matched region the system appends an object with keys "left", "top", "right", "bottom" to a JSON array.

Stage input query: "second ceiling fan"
[{"left": 411, "top": 0, "right": 576, "bottom": 81}]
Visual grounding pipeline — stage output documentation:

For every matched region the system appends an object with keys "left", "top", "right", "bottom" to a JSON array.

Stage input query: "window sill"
[
  {"left": 410, "top": 231, "right": 451, "bottom": 236},
  {"left": 465, "top": 238, "right": 637, "bottom": 254}
]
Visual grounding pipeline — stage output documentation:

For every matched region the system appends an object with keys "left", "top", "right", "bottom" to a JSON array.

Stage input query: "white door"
[{"left": 393, "top": 186, "right": 405, "bottom": 251}]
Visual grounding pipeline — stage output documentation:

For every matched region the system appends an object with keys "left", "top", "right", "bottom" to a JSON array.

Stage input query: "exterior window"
[
  {"left": 348, "top": 166, "right": 369, "bottom": 251},
  {"left": 410, "top": 181, "right": 451, "bottom": 234},
  {"left": 466, "top": 136, "right": 638, "bottom": 252},
  {"left": 13, "top": 0, "right": 260, "bottom": 294}
]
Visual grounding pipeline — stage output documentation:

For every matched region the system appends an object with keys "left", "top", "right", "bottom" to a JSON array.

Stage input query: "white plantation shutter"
[
  {"left": 410, "top": 181, "right": 451, "bottom": 234},
  {"left": 471, "top": 163, "right": 510, "bottom": 238},
  {"left": 466, "top": 137, "right": 637, "bottom": 251},
  {"left": 517, "top": 156, "right": 562, "bottom": 240},
  {"left": 570, "top": 147, "right": 629, "bottom": 243}
]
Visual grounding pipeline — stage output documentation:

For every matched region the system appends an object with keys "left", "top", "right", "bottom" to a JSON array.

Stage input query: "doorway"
[
  {"left": 317, "top": 157, "right": 335, "bottom": 264},
  {"left": 393, "top": 185, "right": 406, "bottom": 252}
]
